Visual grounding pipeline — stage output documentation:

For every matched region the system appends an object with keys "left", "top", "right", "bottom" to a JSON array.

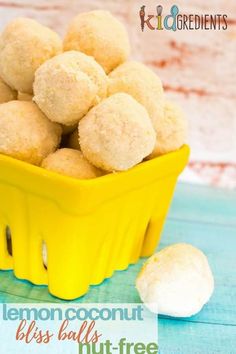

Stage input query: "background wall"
[{"left": 0, "top": 0, "right": 235, "bottom": 187}]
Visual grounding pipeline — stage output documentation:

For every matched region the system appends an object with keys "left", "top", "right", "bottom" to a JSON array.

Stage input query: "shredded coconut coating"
[
  {"left": 33, "top": 51, "right": 107, "bottom": 125},
  {"left": 0, "top": 76, "right": 17, "bottom": 103},
  {"left": 42, "top": 148, "right": 102, "bottom": 179},
  {"left": 79, "top": 93, "right": 156, "bottom": 171},
  {"left": 64, "top": 10, "right": 130, "bottom": 73},
  {"left": 58, "top": 51, "right": 107, "bottom": 100},
  {"left": 136, "top": 243, "right": 214, "bottom": 317},
  {"left": 0, "top": 18, "right": 62, "bottom": 93},
  {"left": 0, "top": 101, "right": 62, "bottom": 165},
  {"left": 149, "top": 100, "right": 188, "bottom": 157},
  {"left": 108, "top": 61, "right": 165, "bottom": 132}
]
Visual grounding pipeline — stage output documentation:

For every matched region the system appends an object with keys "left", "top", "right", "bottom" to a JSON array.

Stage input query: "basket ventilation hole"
[
  {"left": 42, "top": 241, "right": 48, "bottom": 269},
  {"left": 5, "top": 226, "right": 13, "bottom": 256}
]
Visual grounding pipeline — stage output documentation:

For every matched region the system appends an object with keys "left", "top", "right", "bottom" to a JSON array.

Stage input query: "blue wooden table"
[{"left": 0, "top": 183, "right": 236, "bottom": 353}]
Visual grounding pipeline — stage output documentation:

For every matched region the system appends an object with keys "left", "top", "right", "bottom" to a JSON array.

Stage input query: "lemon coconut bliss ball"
[
  {"left": 0, "top": 18, "right": 62, "bottom": 93},
  {"left": 136, "top": 243, "right": 214, "bottom": 317},
  {"left": 42, "top": 148, "right": 102, "bottom": 179},
  {"left": 79, "top": 93, "right": 156, "bottom": 172},
  {"left": 0, "top": 101, "right": 62, "bottom": 165},
  {"left": 33, "top": 51, "right": 107, "bottom": 126},
  {"left": 64, "top": 10, "right": 130, "bottom": 73}
]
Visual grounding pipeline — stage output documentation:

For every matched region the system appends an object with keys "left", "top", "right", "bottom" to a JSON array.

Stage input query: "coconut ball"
[
  {"left": 0, "top": 76, "right": 17, "bottom": 103},
  {"left": 17, "top": 92, "right": 33, "bottom": 101},
  {"left": 149, "top": 100, "right": 187, "bottom": 157},
  {"left": 0, "top": 18, "right": 62, "bottom": 93},
  {"left": 42, "top": 148, "right": 102, "bottom": 179},
  {"left": 68, "top": 129, "right": 80, "bottom": 150},
  {"left": 33, "top": 51, "right": 107, "bottom": 126},
  {"left": 136, "top": 243, "right": 214, "bottom": 317},
  {"left": 79, "top": 93, "right": 156, "bottom": 171},
  {"left": 108, "top": 61, "right": 165, "bottom": 131},
  {"left": 61, "top": 51, "right": 107, "bottom": 100},
  {"left": 64, "top": 10, "right": 130, "bottom": 73},
  {"left": 0, "top": 101, "right": 62, "bottom": 165}
]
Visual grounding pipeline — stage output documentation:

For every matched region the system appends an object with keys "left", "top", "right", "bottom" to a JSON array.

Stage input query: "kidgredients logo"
[{"left": 139, "top": 5, "right": 228, "bottom": 32}]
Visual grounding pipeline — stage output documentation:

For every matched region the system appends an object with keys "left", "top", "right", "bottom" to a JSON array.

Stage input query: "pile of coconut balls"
[{"left": 0, "top": 11, "right": 187, "bottom": 179}]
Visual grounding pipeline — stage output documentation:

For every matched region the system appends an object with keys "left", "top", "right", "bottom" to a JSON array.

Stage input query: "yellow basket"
[{"left": 0, "top": 145, "right": 190, "bottom": 300}]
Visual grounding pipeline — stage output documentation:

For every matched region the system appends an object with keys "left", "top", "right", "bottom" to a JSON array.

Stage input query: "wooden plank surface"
[{"left": 0, "top": 182, "right": 236, "bottom": 353}]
